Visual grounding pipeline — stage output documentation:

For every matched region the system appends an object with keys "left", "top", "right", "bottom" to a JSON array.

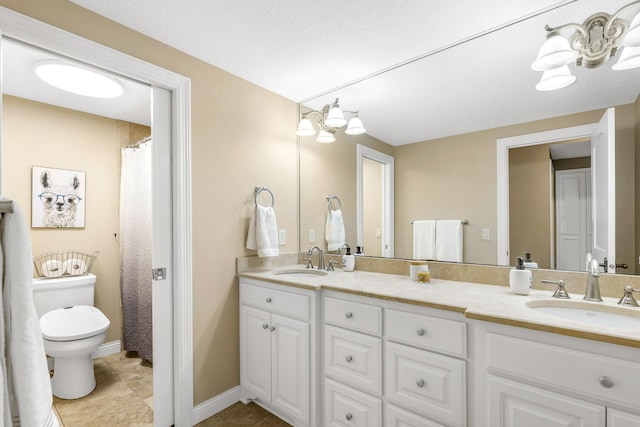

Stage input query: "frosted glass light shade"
[
  {"left": 535, "top": 65, "right": 576, "bottom": 91},
  {"left": 531, "top": 34, "right": 577, "bottom": 71},
  {"left": 324, "top": 106, "right": 347, "bottom": 128},
  {"left": 345, "top": 116, "right": 366, "bottom": 135},
  {"left": 296, "top": 117, "right": 316, "bottom": 136},
  {"left": 35, "top": 61, "right": 123, "bottom": 98},
  {"left": 623, "top": 12, "right": 640, "bottom": 47},
  {"left": 316, "top": 129, "right": 335, "bottom": 143},
  {"left": 613, "top": 46, "right": 640, "bottom": 70}
]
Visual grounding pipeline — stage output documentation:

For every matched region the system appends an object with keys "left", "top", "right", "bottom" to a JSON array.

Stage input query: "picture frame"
[{"left": 32, "top": 166, "right": 86, "bottom": 228}]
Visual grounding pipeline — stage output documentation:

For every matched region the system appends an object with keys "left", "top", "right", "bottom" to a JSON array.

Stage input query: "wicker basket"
[{"left": 33, "top": 250, "right": 99, "bottom": 278}]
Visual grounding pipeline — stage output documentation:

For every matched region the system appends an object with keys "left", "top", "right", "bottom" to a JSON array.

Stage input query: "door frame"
[
  {"left": 496, "top": 124, "right": 595, "bottom": 266},
  {"left": 0, "top": 7, "right": 194, "bottom": 426}
]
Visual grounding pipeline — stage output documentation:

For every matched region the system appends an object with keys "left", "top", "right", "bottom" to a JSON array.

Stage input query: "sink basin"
[
  {"left": 273, "top": 269, "right": 328, "bottom": 278},
  {"left": 526, "top": 300, "right": 640, "bottom": 329}
]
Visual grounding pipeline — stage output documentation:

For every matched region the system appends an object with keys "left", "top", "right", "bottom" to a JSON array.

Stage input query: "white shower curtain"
[{"left": 120, "top": 142, "right": 153, "bottom": 363}]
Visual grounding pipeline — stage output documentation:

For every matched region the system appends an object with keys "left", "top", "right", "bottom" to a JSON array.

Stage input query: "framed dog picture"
[{"left": 32, "top": 166, "right": 86, "bottom": 228}]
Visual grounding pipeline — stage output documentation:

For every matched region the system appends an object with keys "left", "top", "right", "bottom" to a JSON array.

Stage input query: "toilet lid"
[{"left": 40, "top": 305, "right": 110, "bottom": 342}]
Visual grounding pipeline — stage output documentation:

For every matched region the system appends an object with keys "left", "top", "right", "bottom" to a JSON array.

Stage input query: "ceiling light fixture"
[
  {"left": 34, "top": 60, "right": 124, "bottom": 98},
  {"left": 296, "top": 98, "right": 366, "bottom": 143},
  {"left": 532, "top": 1, "right": 640, "bottom": 90}
]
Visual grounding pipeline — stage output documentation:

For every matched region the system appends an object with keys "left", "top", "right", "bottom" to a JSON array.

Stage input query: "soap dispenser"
[
  {"left": 510, "top": 256, "right": 532, "bottom": 295},
  {"left": 342, "top": 247, "right": 355, "bottom": 272},
  {"left": 523, "top": 252, "right": 538, "bottom": 269}
]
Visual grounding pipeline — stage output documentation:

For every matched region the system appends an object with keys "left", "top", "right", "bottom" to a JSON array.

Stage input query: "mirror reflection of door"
[{"left": 363, "top": 158, "right": 384, "bottom": 257}]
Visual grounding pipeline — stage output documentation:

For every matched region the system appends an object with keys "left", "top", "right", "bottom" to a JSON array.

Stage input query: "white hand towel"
[
  {"left": 412, "top": 220, "right": 436, "bottom": 260},
  {"left": 246, "top": 205, "right": 279, "bottom": 258},
  {"left": 1, "top": 200, "right": 57, "bottom": 427},
  {"left": 325, "top": 209, "right": 346, "bottom": 251},
  {"left": 435, "top": 220, "right": 463, "bottom": 262}
]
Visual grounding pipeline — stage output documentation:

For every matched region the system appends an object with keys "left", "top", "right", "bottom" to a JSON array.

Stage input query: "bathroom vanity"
[{"left": 237, "top": 266, "right": 640, "bottom": 427}]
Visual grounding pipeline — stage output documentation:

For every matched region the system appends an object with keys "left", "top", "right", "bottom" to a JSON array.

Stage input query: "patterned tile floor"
[{"left": 52, "top": 351, "right": 290, "bottom": 426}]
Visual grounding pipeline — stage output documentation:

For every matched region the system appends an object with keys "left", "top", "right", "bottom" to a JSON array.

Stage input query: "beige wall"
[
  {"left": 0, "top": 0, "right": 299, "bottom": 405},
  {"left": 636, "top": 94, "right": 640, "bottom": 272},
  {"left": 363, "top": 158, "right": 383, "bottom": 257}
]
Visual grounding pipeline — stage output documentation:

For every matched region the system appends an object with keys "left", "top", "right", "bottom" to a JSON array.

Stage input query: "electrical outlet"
[
  {"left": 376, "top": 228, "right": 382, "bottom": 238},
  {"left": 278, "top": 229, "right": 286, "bottom": 245},
  {"left": 308, "top": 229, "right": 315, "bottom": 243},
  {"left": 482, "top": 228, "right": 491, "bottom": 240}
]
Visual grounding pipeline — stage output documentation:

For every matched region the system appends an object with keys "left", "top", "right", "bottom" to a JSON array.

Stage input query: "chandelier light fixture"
[
  {"left": 532, "top": 1, "right": 640, "bottom": 91},
  {"left": 296, "top": 98, "right": 366, "bottom": 143}
]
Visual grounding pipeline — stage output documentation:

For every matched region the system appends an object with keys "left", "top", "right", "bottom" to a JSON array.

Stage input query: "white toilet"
[{"left": 33, "top": 273, "right": 110, "bottom": 399}]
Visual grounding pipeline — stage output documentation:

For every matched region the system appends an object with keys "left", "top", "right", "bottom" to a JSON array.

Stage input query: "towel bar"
[
  {"left": 326, "top": 195, "right": 342, "bottom": 212},
  {"left": 254, "top": 186, "right": 275, "bottom": 207},
  {"left": 0, "top": 199, "right": 13, "bottom": 214},
  {"left": 411, "top": 219, "right": 469, "bottom": 225}
]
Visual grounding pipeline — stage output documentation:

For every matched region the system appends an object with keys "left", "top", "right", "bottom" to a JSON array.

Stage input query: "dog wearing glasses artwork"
[{"left": 32, "top": 166, "right": 85, "bottom": 228}]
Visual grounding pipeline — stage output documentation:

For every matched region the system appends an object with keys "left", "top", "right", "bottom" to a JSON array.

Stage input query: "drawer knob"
[
  {"left": 417, "top": 379, "right": 425, "bottom": 388},
  {"left": 416, "top": 328, "right": 426, "bottom": 336},
  {"left": 266, "top": 297, "right": 272, "bottom": 303},
  {"left": 345, "top": 355, "right": 353, "bottom": 363},
  {"left": 345, "top": 413, "right": 353, "bottom": 421},
  {"left": 345, "top": 312, "right": 353, "bottom": 319},
  {"left": 599, "top": 376, "right": 614, "bottom": 388},
  {"left": 262, "top": 324, "right": 269, "bottom": 329},
  {"left": 270, "top": 326, "right": 276, "bottom": 332}
]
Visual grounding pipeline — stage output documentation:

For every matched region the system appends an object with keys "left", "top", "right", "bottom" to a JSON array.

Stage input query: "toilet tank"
[{"left": 32, "top": 273, "right": 97, "bottom": 319}]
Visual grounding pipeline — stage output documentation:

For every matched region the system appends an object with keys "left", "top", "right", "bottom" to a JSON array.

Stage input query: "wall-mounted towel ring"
[
  {"left": 326, "top": 195, "right": 342, "bottom": 213},
  {"left": 255, "top": 186, "right": 275, "bottom": 207}
]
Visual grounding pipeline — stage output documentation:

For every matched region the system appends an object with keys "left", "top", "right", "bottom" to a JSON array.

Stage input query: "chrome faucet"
[
  {"left": 307, "top": 246, "right": 325, "bottom": 270},
  {"left": 584, "top": 259, "right": 603, "bottom": 302},
  {"left": 618, "top": 286, "right": 640, "bottom": 307}
]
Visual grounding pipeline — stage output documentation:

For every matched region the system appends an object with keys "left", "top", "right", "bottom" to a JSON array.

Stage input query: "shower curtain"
[{"left": 119, "top": 141, "right": 153, "bottom": 363}]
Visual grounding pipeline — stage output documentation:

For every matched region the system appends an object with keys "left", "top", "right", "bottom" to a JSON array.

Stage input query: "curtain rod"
[{"left": 124, "top": 135, "right": 152, "bottom": 149}]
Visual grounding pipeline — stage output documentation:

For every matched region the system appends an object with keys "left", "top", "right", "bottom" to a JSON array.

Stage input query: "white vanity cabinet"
[
  {"left": 240, "top": 278, "right": 319, "bottom": 427},
  {"left": 474, "top": 321, "right": 640, "bottom": 427}
]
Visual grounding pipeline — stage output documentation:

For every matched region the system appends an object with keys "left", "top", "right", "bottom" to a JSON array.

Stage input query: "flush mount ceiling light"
[
  {"left": 34, "top": 60, "right": 124, "bottom": 98},
  {"left": 296, "top": 98, "right": 366, "bottom": 143},
  {"left": 532, "top": 1, "right": 640, "bottom": 91}
]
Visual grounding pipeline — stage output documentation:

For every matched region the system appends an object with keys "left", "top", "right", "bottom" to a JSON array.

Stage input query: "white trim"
[
  {"left": 93, "top": 340, "right": 122, "bottom": 359},
  {"left": 0, "top": 8, "right": 194, "bottom": 426},
  {"left": 357, "top": 144, "right": 395, "bottom": 257},
  {"left": 192, "top": 386, "right": 241, "bottom": 424},
  {"left": 496, "top": 124, "right": 595, "bottom": 266}
]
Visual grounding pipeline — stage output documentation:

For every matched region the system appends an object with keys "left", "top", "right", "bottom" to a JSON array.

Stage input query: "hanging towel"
[
  {"left": 412, "top": 220, "right": 436, "bottom": 260},
  {"left": 1, "top": 200, "right": 59, "bottom": 427},
  {"left": 436, "top": 220, "right": 463, "bottom": 262},
  {"left": 246, "top": 205, "right": 279, "bottom": 257},
  {"left": 325, "top": 209, "right": 346, "bottom": 251}
]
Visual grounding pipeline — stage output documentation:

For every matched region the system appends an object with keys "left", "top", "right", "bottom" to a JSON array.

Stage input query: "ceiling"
[{"left": 7, "top": 0, "right": 640, "bottom": 146}]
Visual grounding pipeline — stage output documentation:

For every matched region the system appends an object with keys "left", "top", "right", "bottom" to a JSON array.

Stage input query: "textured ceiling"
[{"left": 21, "top": 0, "right": 640, "bottom": 144}]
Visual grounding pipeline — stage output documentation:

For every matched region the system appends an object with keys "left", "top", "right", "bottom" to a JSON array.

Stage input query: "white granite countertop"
[{"left": 238, "top": 265, "right": 640, "bottom": 348}]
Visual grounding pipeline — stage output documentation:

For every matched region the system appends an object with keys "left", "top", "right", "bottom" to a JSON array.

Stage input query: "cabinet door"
[
  {"left": 608, "top": 409, "right": 640, "bottom": 427},
  {"left": 487, "top": 376, "right": 605, "bottom": 427},
  {"left": 240, "top": 305, "right": 271, "bottom": 403},
  {"left": 271, "top": 313, "right": 310, "bottom": 425}
]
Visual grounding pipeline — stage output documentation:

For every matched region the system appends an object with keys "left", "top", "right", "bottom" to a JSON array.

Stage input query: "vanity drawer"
[
  {"left": 386, "top": 404, "right": 446, "bottom": 427},
  {"left": 324, "top": 296, "right": 382, "bottom": 336},
  {"left": 324, "top": 378, "right": 381, "bottom": 427},
  {"left": 324, "top": 325, "right": 382, "bottom": 396},
  {"left": 485, "top": 332, "right": 640, "bottom": 409},
  {"left": 240, "top": 281, "right": 309, "bottom": 320},
  {"left": 386, "top": 309, "right": 466, "bottom": 357},
  {"left": 385, "top": 342, "right": 466, "bottom": 427}
]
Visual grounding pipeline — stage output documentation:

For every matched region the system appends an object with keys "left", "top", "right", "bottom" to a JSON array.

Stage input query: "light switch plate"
[
  {"left": 308, "top": 229, "right": 315, "bottom": 243},
  {"left": 482, "top": 228, "right": 491, "bottom": 240},
  {"left": 278, "top": 229, "right": 286, "bottom": 245}
]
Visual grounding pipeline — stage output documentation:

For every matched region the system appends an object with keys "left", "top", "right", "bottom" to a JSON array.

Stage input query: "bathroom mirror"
[{"left": 298, "top": 2, "right": 640, "bottom": 276}]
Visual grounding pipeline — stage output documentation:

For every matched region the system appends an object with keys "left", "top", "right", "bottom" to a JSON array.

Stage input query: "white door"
[
  {"left": 555, "top": 169, "right": 591, "bottom": 271},
  {"left": 270, "top": 313, "right": 310, "bottom": 425},
  {"left": 591, "top": 107, "right": 616, "bottom": 273},
  {"left": 487, "top": 376, "right": 605, "bottom": 427},
  {"left": 240, "top": 305, "right": 272, "bottom": 403},
  {"left": 151, "top": 86, "right": 174, "bottom": 426}
]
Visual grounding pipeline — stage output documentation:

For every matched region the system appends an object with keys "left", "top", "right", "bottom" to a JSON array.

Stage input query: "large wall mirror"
[{"left": 298, "top": 0, "right": 640, "bottom": 276}]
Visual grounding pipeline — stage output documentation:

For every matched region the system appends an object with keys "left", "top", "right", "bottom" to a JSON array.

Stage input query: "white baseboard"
[
  {"left": 193, "top": 385, "right": 241, "bottom": 424},
  {"left": 93, "top": 340, "right": 122, "bottom": 359}
]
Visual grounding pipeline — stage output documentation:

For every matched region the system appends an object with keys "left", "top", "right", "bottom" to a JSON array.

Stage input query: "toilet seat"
[{"left": 40, "top": 305, "right": 110, "bottom": 342}]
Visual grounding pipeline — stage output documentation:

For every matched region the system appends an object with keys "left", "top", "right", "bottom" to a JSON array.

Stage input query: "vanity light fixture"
[
  {"left": 296, "top": 98, "right": 366, "bottom": 143},
  {"left": 34, "top": 60, "right": 124, "bottom": 98},
  {"left": 532, "top": 1, "right": 640, "bottom": 90}
]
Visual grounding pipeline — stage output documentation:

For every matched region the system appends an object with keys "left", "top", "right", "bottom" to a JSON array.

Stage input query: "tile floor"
[{"left": 51, "top": 351, "right": 291, "bottom": 426}]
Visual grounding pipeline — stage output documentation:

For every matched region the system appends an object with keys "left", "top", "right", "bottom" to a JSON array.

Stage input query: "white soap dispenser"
[
  {"left": 342, "top": 247, "right": 355, "bottom": 272},
  {"left": 510, "top": 256, "right": 532, "bottom": 295}
]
